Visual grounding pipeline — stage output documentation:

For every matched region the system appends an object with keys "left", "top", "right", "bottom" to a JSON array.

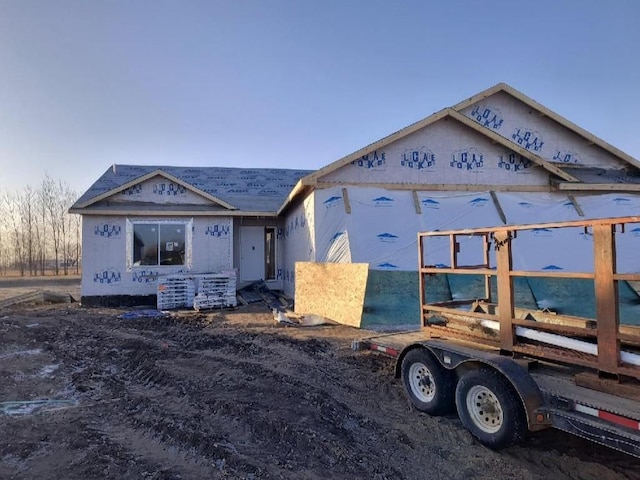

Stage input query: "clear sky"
[{"left": 1, "top": 0, "right": 639, "bottom": 195}]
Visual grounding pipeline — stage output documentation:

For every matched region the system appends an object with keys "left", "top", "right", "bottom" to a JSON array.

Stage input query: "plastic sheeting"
[
  {"left": 285, "top": 187, "right": 640, "bottom": 326},
  {"left": 311, "top": 188, "right": 640, "bottom": 275},
  {"left": 314, "top": 187, "right": 506, "bottom": 271}
]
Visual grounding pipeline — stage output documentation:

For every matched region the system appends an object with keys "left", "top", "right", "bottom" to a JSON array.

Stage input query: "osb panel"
[{"left": 295, "top": 262, "right": 369, "bottom": 328}]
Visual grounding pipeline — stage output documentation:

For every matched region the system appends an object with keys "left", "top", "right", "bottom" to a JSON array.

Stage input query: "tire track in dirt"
[{"left": 2, "top": 303, "right": 639, "bottom": 479}]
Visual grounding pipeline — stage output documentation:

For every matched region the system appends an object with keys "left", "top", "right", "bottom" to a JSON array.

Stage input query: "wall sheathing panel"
[
  {"left": 82, "top": 215, "right": 232, "bottom": 298},
  {"left": 294, "top": 262, "right": 368, "bottom": 327},
  {"left": 318, "top": 120, "right": 550, "bottom": 186}
]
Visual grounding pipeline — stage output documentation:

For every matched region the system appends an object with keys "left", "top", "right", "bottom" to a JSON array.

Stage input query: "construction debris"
[
  {"left": 238, "top": 280, "right": 292, "bottom": 311},
  {"left": 0, "top": 290, "right": 74, "bottom": 309},
  {"left": 273, "top": 309, "right": 338, "bottom": 327}
]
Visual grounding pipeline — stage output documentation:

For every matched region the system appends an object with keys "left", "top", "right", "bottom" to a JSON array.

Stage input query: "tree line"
[{"left": 0, "top": 174, "right": 81, "bottom": 276}]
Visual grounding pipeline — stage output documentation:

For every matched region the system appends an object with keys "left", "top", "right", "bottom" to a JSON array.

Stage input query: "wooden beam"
[
  {"left": 342, "top": 188, "right": 351, "bottom": 214},
  {"left": 567, "top": 195, "right": 584, "bottom": 216},
  {"left": 490, "top": 191, "right": 507, "bottom": 224},
  {"left": 412, "top": 190, "right": 422, "bottom": 214},
  {"left": 315, "top": 181, "right": 552, "bottom": 192},
  {"left": 554, "top": 182, "right": 640, "bottom": 192},
  {"left": 69, "top": 208, "right": 280, "bottom": 217}
]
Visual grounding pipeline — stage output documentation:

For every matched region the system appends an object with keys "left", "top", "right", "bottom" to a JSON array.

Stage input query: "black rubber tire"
[
  {"left": 455, "top": 368, "right": 527, "bottom": 450},
  {"left": 401, "top": 348, "right": 455, "bottom": 415}
]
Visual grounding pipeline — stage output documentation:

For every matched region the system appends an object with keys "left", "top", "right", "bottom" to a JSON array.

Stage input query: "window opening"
[{"left": 132, "top": 222, "right": 187, "bottom": 266}]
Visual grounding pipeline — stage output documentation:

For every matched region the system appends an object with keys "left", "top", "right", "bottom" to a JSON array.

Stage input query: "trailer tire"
[
  {"left": 455, "top": 368, "right": 527, "bottom": 450},
  {"left": 401, "top": 348, "right": 455, "bottom": 415}
]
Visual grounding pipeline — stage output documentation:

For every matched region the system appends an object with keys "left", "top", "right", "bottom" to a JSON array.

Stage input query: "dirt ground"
[{"left": 0, "top": 276, "right": 639, "bottom": 479}]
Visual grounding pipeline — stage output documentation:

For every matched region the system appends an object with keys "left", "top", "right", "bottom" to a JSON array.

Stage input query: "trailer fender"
[{"left": 395, "top": 342, "right": 547, "bottom": 430}]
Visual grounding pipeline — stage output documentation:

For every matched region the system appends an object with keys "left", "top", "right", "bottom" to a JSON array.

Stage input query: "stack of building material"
[
  {"left": 193, "top": 271, "right": 237, "bottom": 310},
  {"left": 157, "top": 276, "right": 195, "bottom": 310}
]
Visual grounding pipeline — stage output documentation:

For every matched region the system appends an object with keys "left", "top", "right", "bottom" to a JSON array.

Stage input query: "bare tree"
[
  {"left": 61, "top": 184, "right": 79, "bottom": 275},
  {"left": 0, "top": 174, "right": 81, "bottom": 277},
  {"left": 0, "top": 209, "right": 9, "bottom": 275},
  {"left": 74, "top": 214, "right": 81, "bottom": 274},
  {"left": 18, "top": 185, "right": 37, "bottom": 275},
  {"left": 35, "top": 187, "right": 48, "bottom": 275},
  {"left": 41, "top": 175, "right": 64, "bottom": 275},
  {"left": 2, "top": 191, "right": 26, "bottom": 275}
]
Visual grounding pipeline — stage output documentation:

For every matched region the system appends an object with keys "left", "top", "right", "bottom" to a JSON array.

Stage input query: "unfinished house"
[
  {"left": 278, "top": 84, "right": 640, "bottom": 327},
  {"left": 70, "top": 166, "right": 312, "bottom": 306},
  {"left": 72, "top": 84, "right": 640, "bottom": 326}
]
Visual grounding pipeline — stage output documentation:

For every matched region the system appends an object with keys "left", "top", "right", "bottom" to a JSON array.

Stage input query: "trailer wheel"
[
  {"left": 401, "top": 348, "right": 454, "bottom": 415},
  {"left": 455, "top": 368, "right": 527, "bottom": 450}
]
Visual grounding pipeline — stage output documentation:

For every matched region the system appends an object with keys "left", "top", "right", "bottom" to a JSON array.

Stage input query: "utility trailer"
[{"left": 353, "top": 216, "right": 640, "bottom": 456}]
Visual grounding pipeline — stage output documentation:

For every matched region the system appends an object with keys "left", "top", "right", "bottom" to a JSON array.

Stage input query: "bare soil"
[{"left": 0, "top": 276, "right": 639, "bottom": 479}]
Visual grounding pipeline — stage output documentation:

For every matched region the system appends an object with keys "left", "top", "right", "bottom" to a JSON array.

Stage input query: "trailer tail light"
[{"left": 574, "top": 403, "right": 640, "bottom": 431}]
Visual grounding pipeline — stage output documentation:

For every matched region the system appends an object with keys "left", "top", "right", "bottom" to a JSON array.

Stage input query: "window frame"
[{"left": 126, "top": 218, "right": 193, "bottom": 270}]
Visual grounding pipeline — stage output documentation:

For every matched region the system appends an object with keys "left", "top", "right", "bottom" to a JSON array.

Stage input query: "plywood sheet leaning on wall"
[{"left": 294, "top": 262, "right": 369, "bottom": 328}]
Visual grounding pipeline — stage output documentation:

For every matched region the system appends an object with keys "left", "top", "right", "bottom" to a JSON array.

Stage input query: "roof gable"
[
  {"left": 301, "top": 108, "right": 579, "bottom": 186},
  {"left": 299, "top": 83, "right": 640, "bottom": 191},
  {"left": 73, "top": 168, "right": 236, "bottom": 210},
  {"left": 453, "top": 83, "right": 640, "bottom": 170},
  {"left": 72, "top": 165, "right": 313, "bottom": 215}
]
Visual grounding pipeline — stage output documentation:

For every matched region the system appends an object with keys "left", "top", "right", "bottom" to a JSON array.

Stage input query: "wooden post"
[
  {"left": 593, "top": 223, "right": 620, "bottom": 373},
  {"left": 483, "top": 234, "right": 492, "bottom": 303},
  {"left": 494, "top": 230, "right": 515, "bottom": 351},
  {"left": 490, "top": 191, "right": 507, "bottom": 224},
  {"left": 412, "top": 190, "right": 422, "bottom": 214},
  {"left": 418, "top": 234, "right": 427, "bottom": 328},
  {"left": 341, "top": 188, "right": 351, "bottom": 214},
  {"left": 450, "top": 235, "right": 458, "bottom": 269}
]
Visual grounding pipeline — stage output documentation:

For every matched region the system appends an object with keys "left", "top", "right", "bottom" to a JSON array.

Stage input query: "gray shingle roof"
[{"left": 72, "top": 165, "right": 313, "bottom": 213}]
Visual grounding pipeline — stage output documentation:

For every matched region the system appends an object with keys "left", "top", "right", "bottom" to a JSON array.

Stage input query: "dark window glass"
[
  {"left": 134, "top": 224, "right": 159, "bottom": 266},
  {"left": 160, "top": 224, "right": 186, "bottom": 265},
  {"left": 133, "top": 223, "right": 186, "bottom": 266}
]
